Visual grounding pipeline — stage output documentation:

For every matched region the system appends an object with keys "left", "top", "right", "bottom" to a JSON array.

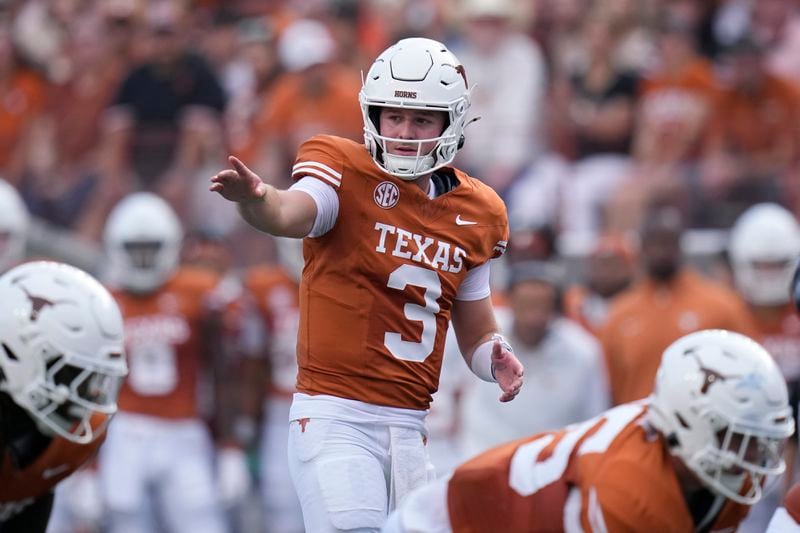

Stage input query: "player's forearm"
[{"left": 236, "top": 187, "right": 314, "bottom": 238}]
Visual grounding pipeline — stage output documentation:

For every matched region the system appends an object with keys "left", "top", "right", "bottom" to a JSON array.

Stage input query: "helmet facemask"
[
  {"left": 362, "top": 101, "right": 467, "bottom": 180},
  {"left": 683, "top": 409, "right": 791, "bottom": 504},
  {"left": 10, "top": 341, "right": 127, "bottom": 445}
]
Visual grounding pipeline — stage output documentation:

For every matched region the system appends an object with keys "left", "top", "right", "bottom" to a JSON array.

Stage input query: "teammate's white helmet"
[
  {"left": 0, "top": 261, "right": 127, "bottom": 444},
  {"left": 0, "top": 179, "right": 29, "bottom": 272},
  {"left": 359, "top": 37, "right": 472, "bottom": 180},
  {"left": 104, "top": 192, "right": 182, "bottom": 293},
  {"left": 649, "top": 330, "right": 794, "bottom": 504},
  {"left": 729, "top": 203, "right": 800, "bottom": 306}
]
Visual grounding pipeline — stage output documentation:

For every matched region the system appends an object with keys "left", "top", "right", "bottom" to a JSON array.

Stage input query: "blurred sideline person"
[
  {"left": 210, "top": 37, "right": 524, "bottom": 531},
  {"left": 563, "top": 233, "right": 636, "bottom": 337},
  {"left": 601, "top": 204, "right": 757, "bottom": 405},
  {"left": 0, "top": 179, "right": 29, "bottom": 273},
  {"left": 0, "top": 261, "right": 128, "bottom": 532},
  {"left": 243, "top": 236, "right": 304, "bottom": 533},
  {"left": 97, "top": 193, "right": 249, "bottom": 533},
  {"left": 459, "top": 260, "right": 609, "bottom": 458},
  {"left": 385, "top": 329, "right": 795, "bottom": 532}
]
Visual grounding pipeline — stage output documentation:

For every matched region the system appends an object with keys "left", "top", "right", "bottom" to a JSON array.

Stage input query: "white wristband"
[{"left": 469, "top": 336, "right": 499, "bottom": 383}]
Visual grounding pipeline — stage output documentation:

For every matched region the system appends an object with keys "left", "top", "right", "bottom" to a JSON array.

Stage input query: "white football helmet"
[
  {"left": 729, "top": 203, "right": 800, "bottom": 306},
  {"left": 0, "top": 178, "right": 29, "bottom": 272},
  {"left": 649, "top": 330, "right": 794, "bottom": 504},
  {"left": 0, "top": 261, "right": 127, "bottom": 444},
  {"left": 359, "top": 37, "right": 473, "bottom": 179},
  {"left": 103, "top": 192, "right": 183, "bottom": 293}
]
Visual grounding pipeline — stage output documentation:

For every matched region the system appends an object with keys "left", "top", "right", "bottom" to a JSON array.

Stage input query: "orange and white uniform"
[
  {"left": 292, "top": 135, "right": 507, "bottom": 410},
  {"left": 285, "top": 135, "right": 509, "bottom": 532},
  {"left": 245, "top": 265, "right": 304, "bottom": 532},
  {"left": 0, "top": 414, "right": 106, "bottom": 522},
  {"left": 97, "top": 267, "right": 228, "bottom": 533},
  {"left": 386, "top": 403, "right": 750, "bottom": 533}
]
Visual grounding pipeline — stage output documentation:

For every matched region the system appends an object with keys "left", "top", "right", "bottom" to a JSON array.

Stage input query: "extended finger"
[{"left": 229, "top": 156, "right": 255, "bottom": 178}]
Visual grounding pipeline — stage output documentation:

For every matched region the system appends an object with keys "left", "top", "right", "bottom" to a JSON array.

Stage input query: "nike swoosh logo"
[
  {"left": 42, "top": 464, "right": 70, "bottom": 480},
  {"left": 455, "top": 215, "right": 477, "bottom": 226}
]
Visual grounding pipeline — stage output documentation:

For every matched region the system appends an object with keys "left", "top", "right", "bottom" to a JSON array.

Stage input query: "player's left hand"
[{"left": 491, "top": 338, "right": 524, "bottom": 403}]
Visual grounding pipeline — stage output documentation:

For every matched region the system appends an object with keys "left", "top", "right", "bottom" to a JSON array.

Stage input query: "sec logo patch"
[{"left": 374, "top": 181, "right": 400, "bottom": 209}]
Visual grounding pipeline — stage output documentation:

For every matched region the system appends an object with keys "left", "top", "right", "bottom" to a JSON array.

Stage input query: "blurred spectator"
[
  {"left": 601, "top": 204, "right": 756, "bottom": 405},
  {"left": 564, "top": 232, "right": 636, "bottom": 337},
  {"left": 0, "top": 24, "right": 47, "bottom": 184},
  {"left": 459, "top": 260, "right": 609, "bottom": 457},
  {"left": 549, "top": 9, "right": 639, "bottom": 160},
  {"left": 247, "top": 18, "right": 362, "bottom": 187},
  {"left": 94, "top": 0, "right": 226, "bottom": 235},
  {"left": 636, "top": 12, "right": 719, "bottom": 169},
  {"left": 504, "top": 154, "right": 568, "bottom": 234},
  {"left": 698, "top": 35, "right": 800, "bottom": 227},
  {"left": 452, "top": 0, "right": 547, "bottom": 195},
  {"left": 224, "top": 16, "right": 282, "bottom": 160},
  {"left": 19, "top": 14, "right": 125, "bottom": 235}
]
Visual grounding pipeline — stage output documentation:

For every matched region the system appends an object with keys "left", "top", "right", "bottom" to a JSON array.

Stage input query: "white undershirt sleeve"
[
  {"left": 289, "top": 176, "right": 340, "bottom": 237},
  {"left": 455, "top": 261, "right": 492, "bottom": 301}
]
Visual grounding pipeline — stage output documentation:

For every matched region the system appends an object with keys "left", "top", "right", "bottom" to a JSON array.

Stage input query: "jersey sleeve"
[{"left": 291, "top": 135, "right": 346, "bottom": 190}]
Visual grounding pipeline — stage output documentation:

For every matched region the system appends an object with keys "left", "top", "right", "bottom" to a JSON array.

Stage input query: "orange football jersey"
[
  {"left": 292, "top": 135, "right": 509, "bottom": 410},
  {"left": 447, "top": 403, "right": 749, "bottom": 532},
  {"left": 244, "top": 265, "right": 300, "bottom": 396},
  {"left": 113, "top": 268, "right": 221, "bottom": 419},
  {"left": 0, "top": 414, "right": 106, "bottom": 507}
]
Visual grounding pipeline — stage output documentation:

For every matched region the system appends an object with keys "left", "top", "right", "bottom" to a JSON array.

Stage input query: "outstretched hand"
[
  {"left": 492, "top": 338, "right": 524, "bottom": 402},
  {"left": 210, "top": 156, "right": 268, "bottom": 203}
]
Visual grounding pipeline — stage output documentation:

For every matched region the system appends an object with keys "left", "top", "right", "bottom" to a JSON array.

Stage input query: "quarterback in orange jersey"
[
  {"left": 0, "top": 261, "right": 128, "bottom": 532},
  {"left": 211, "top": 37, "right": 524, "bottom": 531},
  {"left": 96, "top": 193, "right": 249, "bottom": 533},
  {"left": 384, "top": 329, "right": 795, "bottom": 533}
]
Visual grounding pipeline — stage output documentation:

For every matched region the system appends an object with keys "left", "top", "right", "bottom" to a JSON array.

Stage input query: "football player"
[
  {"left": 211, "top": 37, "right": 524, "bottom": 531},
  {"left": 729, "top": 204, "right": 800, "bottom": 492},
  {"left": 96, "top": 192, "right": 249, "bottom": 533},
  {"left": 385, "top": 329, "right": 794, "bottom": 532},
  {"left": 0, "top": 261, "right": 128, "bottom": 532}
]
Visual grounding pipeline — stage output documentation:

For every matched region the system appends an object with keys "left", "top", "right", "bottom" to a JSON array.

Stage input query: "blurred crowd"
[{"left": 3, "top": 0, "right": 800, "bottom": 532}]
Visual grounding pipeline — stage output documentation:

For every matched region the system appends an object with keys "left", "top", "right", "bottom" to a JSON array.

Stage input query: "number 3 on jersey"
[{"left": 384, "top": 264, "right": 442, "bottom": 362}]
